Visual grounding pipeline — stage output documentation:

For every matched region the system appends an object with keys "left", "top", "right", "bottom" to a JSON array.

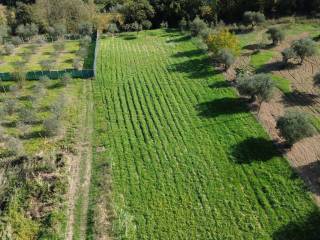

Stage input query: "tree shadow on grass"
[
  {"left": 21, "top": 130, "right": 46, "bottom": 140},
  {"left": 209, "top": 80, "right": 231, "bottom": 89},
  {"left": 273, "top": 211, "right": 320, "bottom": 240},
  {"left": 118, "top": 34, "right": 137, "bottom": 41},
  {"left": 48, "top": 82, "right": 63, "bottom": 89},
  {"left": 231, "top": 137, "right": 280, "bottom": 164},
  {"left": 295, "top": 161, "right": 320, "bottom": 197},
  {"left": 257, "top": 61, "right": 297, "bottom": 73},
  {"left": 168, "top": 56, "right": 215, "bottom": 79},
  {"left": 196, "top": 97, "right": 249, "bottom": 118},
  {"left": 172, "top": 49, "right": 204, "bottom": 58},
  {"left": 282, "top": 90, "right": 319, "bottom": 107},
  {"left": 166, "top": 35, "right": 192, "bottom": 43},
  {"left": 243, "top": 43, "right": 274, "bottom": 51}
]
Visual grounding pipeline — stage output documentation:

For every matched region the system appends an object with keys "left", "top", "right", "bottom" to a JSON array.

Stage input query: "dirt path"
[
  {"left": 228, "top": 33, "right": 320, "bottom": 205},
  {"left": 66, "top": 80, "right": 94, "bottom": 240}
]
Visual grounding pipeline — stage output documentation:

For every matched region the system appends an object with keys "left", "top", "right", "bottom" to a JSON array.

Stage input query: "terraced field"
[{"left": 92, "top": 30, "right": 320, "bottom": 239}]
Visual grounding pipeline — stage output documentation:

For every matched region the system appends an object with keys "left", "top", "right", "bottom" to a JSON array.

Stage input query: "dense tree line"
[{"left": 97, "top": 0, "right": 320, "bottom": 26}]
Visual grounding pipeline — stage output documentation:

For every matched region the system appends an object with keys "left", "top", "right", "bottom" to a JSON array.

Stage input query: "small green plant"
[
  {"left": 61, "top": 73, "right": 71, "bottom": 86},
  {"left": 43, "top": 116, "right": 60, "bottom": 137},
  {"left": 277, "top": 111, "right": 317, "bottom": 146},
  {"left": 19, "top": 108, "right": 36, "bottom": 125},
  {"left": 73, "top": 58, "right": 82, "bottom": 70},
  {"left": 5, "top": 137, "right": 25, "bottom": 156},
  {"left": 2, "top": 99, "right": 18, "bottom": 115}
]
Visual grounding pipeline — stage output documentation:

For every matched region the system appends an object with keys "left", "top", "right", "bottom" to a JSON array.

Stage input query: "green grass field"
[{"left": 92, "top": 30, "right": 320, "bottom": 239}]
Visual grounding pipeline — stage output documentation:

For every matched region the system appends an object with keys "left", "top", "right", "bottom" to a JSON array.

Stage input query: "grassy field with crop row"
[{"left": 92, "top": 29, "right": 320, "bottom": 239}]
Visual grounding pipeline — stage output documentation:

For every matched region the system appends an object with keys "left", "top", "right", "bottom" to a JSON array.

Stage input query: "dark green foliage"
[
  {"left": 122, "top": 0, "right": 155, "bottom": 24},
  {"left": 215, "top": 48, "right": 235, "bottom": 70},
  {"left": 267, "top": 27, "right": 285, "bottom": 45},
  {"left": 190, "top": 16, "right": 208, "bottom": 37},
  {"left": 277, "top": 111, "right": 317, "bottom": 145},
  {"left": 292, "top": 38, "right": 317, "bottom": 64},
  {"left": 237, "top": 73, "right": 275, "bottom": 103}
]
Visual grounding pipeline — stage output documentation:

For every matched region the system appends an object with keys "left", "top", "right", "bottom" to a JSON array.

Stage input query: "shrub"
[
  {"left": 16, "top": 23, "right": 39, "bottom": 41},
  {"left": 61, "top": 73, "right": 71, "bottom": 86},
  {"left": 12, "top": 71, "right": 26, "bottom": 89},
  {"left": 237, "top": 74, "right": 275, "bottom": 104},
  {"left": 160, "top": 22, "right": 168, "bottom": 29},
  {"left": 33, "top": 82, "right": 47, "bottom": 98},
  {"left": 78, "top": 21, "right": 93, "bottom": 36},
  {"left": 3, "top": 43, "right": 15, "bottom": 55},
  {"left": 5, "top": 137, "right": 25, "bottom": 156},
  {"left": 190, "top": 16, "right": 208, "bottom": 37},
  {"left": 19, "top": 108, "right": 36, "bottom": 124},
  {"left": 73, "top": 58, "right": 82, "bottom": 70},
  {"left": 142, "top": 20, "right": 152, "bottom": 31},
  {"left": 53, "top": 41, "right": 65, "bottom": 52},
  {"left": 11, "top": 36, "right": 23, "bottom": 46},
  {"left": 179, "top": 18, "right": 188, "bottom": 32},
  {"left": 282, "top": 47, "right": 297, "bottom": 65},
  {"left": 17, "top": 121, "right": 31, "bottom": 137},
  {"left": 266, "top": 27, "right": 285, "bottom": 45},
  {"left": 39, "top": 76, "right": 51, "bottom": 86},
  {"left": 206, "top": 29, "right": 240, "bottom": 56},
  {"left": 107, "top": 23, "right": 119, "bottom": 35},
  {"left": 80, "top": 36, "right": 92, "bottom": 48},
  {"left": 215, "top": 48, "right": 235, "bottom": 70},
  {"left": 43, "top": 116, "right": 60, "bottom": 137},
  {"left": 29, "top": 44, "right": 37, "bottom": 54},
  {"left": 243, "top": 11, "right": 266, "bottom": 28},
  {"left": 3, "top": 99, "right": 17, "bottom": 115},
  {"left": 314, "top": 72, "right": 320, "bottom": 86},
  {"left": 77, "top": 47, "right": 88, "bottom": 58},
  {"left": 48, "top": 24, "right": 66, "bottom": 40},
  {"left": 277, "top": 111, "right": 317, "bottom": 146},
  {"left": 292, "top": 38, "right": 317, "bottom": 64},
  {"left": 39, "top": 59, "right": 55, "bottom": 71}
]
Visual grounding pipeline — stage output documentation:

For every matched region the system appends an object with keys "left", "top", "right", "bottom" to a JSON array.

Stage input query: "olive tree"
[
  {"left": 266, "top": 27, "right": 285, "bottom": 45},
  {"left": 277, "top": 111, "right": 317, "bottom": 146},
  {"left": 282, "top": 47, "right": 297, "bottom": 65},
  {"left": 237, "top": 74, "right": 275, "bottom": 111},
  {"left": 243, "top": 11, "right": 266, "bottom": 29},
  {"left": 179, "top": 18, "right": 188, "bottom": 32},
  {"left": 215, "top": 48, "right": 235, "bottom": 71},
  {"left": 292, "top": 38, "right": 317, "bottom": 64},
  {"left": 142, "top": 20, "right": 152, "bottom": 31},
  {"left": 107, "top": 23, "right": 119, "bottom": 36},
  {"left": 190, "top": 16, "right": 208, "bottom": 37}
]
